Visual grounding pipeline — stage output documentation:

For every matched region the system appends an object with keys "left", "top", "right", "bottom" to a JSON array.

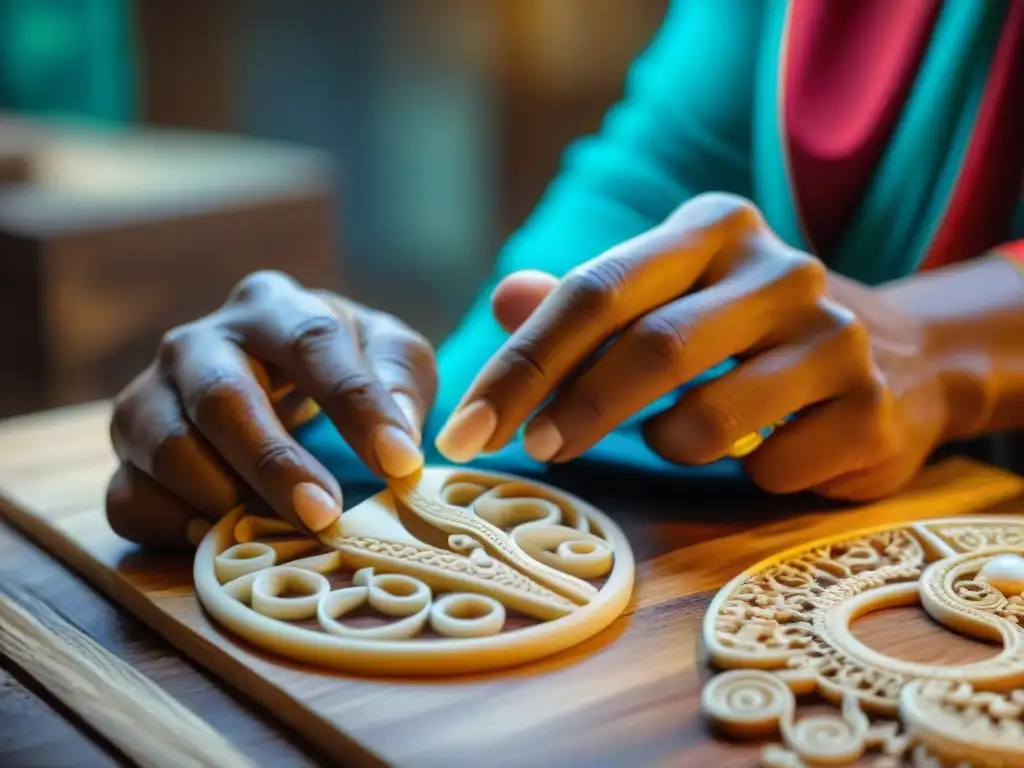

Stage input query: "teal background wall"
[{"left": 0, "top": 0, "right": 136, "bottom": 124}]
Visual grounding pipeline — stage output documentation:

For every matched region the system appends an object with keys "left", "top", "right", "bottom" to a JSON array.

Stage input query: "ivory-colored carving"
[
  {"left": 701, "top": 516, "right": 1024, "bottom": 766},
  {"left": 194, "top": 467, "right": 634, "bottom": 676}
]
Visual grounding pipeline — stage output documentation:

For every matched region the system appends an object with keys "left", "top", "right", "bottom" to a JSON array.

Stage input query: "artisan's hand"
[
  {"left": 106, "top": 270, "right": 436, "bottom": 548},
  {"left": 437, "top": 193, "right": 948, "bottom": 501}
]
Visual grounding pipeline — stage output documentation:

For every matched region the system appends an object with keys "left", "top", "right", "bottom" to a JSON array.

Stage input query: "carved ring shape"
[
  {"left": 194, "top": 468, "right": 635, "bottom": 676},
  {"left": 701, "top": 516, "right": 1024, "bottom": 767}
]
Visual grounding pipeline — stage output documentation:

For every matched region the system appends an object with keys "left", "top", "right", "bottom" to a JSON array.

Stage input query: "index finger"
[
  {"left": 167, "top": 335, "right": 344, "bottom": 534},
  {"left": 435, "top": 198, "right": 750, "bottom": 463},
  {"left": 235, "top": 273, "right": 425, "bottom": 479}
]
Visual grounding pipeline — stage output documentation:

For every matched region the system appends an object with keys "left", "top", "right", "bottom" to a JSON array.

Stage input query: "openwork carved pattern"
[
  {"left": 931, "top": 523, "right": 1024, "bottom": 553},
  {"left": 193, "top": 468, "right": 634, "bottom": 676},
  {"left": 702, "top": 517, "right": 1024, "bottom": 766},
  {"left": 336, "top": 536, "right": 576, "bottom": 609}
]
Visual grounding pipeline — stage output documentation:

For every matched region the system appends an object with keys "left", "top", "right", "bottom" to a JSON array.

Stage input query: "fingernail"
[
  {"left": 524, "top": 414, "right": 563, "bottom": 462},
  {"left": 435, "top": 400, "right": 497, "bottom": 463},
  {"left": 292, "top": 482, "right": 341, "bottom": 532},
  {"left": 392, "top": 392, "right": 422, "bottom": 444},
  {"left": 186, "top": 518, "right": 211, "bottom": 547},
  {"left": 374, "top": 424, "right": 424, "bottom": 477}
]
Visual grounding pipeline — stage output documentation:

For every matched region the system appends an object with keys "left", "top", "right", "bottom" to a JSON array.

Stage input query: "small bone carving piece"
[
  {"left": 701, "top": 516, "right": 1024, "bottom": 766},
  {"left": 194, "top": 468, "right": 635, "bottom": 676}
]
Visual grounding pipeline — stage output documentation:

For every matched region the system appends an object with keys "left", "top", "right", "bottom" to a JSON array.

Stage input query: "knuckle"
[
  {"left": 327, "top": 370, "right": 385, "bottom": 408},
  {"left": 815, "top": 300, "right": 876, "bottom": 377},
  {"left": 287, "top": 314, "right": 346, "bottom": 356},
  {"left": 377, "top": 334, "right": 439, "bottom": 393},
  {"left": 561, "top": 261, "right": 626, "bottom": 321},
  {"left": 253, "top": 438, "right": 301, "bottom": 481},
  {"left": 149, "top": 428, "right": 197, "bottom": 477},
  {"left": 682, "top": 192, "right": 761, "bottom": 226},
  {"left": 188, "top": 374, "right": 252, "bottom": 419},
  {"left": 627, "top": 314, "right": 689, "bottom": 377},
  {"left": 686, "top": 390, "right": 741, "bottom": 457},
  {"left": 402, "top": 328, "right": 434, "bottom": 362},
  {"left": 497, "top": 344, "right": 549, "bottom": 389},
  {"left": 838, "top": 317, "right": 873, "bottom": 367},
  {"left": 391, "top": 328, "right": 436, "bottom": 371},
  {"left": 372, "top": 343, "right": 418, "bottom": 377},
  {"left": 230, "top": 269, "right": 295, "bottom": 303},
  {"left": 782, "top": 253, "right": 828, "bottom": 299},
  {"left": 157, "top": 324, "right": 203, "bottom": 369}
]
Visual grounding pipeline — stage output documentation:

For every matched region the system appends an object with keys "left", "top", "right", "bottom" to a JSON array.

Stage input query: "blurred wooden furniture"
[
  {"left": 135, "top": 0, "right": 237, "bottom": 131},
  {"left": 0, "top": 119, "right": 32, "bottom": 183},
  {"left": 1, "top": 401, "right": 1023, "bottom": 766},
  {"left": 0, "top": 117, "right": 337, "bottom": 417},
  {"left": 0, "top": 148, "right": 29, "bottom": 183}
]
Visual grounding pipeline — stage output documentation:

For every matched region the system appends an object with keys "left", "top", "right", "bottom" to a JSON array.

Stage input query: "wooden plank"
[
  {"left": 0, "top": 665, "right": 122, "bottom": 768},
  {"left": 0, "top": 515, "right": 320, "bottom": 767},
  {"left": 1, "top": 402, "right": 1024, "bottom": 766},
  {"left": 0, "top": 123, "right": 337, "bottom": 418},
  {"left": 0, "top": 583, "right": 255, "bottom": 768}
]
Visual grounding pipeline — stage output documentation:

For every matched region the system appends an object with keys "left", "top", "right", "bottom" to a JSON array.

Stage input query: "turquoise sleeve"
[
  {"left": 295, "top": 1, "right": 766, "bottom": 488},
  {"left": 434, "top": 0, "right": 763, "bottom": 414}
]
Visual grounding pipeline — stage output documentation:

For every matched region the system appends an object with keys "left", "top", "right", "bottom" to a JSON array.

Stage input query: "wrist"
[
  {"left": 925, "top": 328, "right": 997, "bottom": 442},
  {"left": 881, "top": 255, "right": 1024, "bottom": 441}
]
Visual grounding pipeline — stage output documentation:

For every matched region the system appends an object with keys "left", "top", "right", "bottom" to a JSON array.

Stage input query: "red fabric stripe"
[
  {"left": 783, "top": 0, "right": 941, "bottom": 256},
  {"left": 998, "top": 239, "right": 1024, "bottom": 264},
  {"left": 919, "top": 2, "right": 1024, "bottom": 270}
]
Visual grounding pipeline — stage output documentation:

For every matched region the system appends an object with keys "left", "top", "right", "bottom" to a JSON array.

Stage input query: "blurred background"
[{"left": 0, "top": 0, "right": 667, "bottom": 418}]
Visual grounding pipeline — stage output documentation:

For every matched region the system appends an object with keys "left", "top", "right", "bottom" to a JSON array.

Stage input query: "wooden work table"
[{"left": 0, "top": 401, "right": 1022, "bottom": 767}]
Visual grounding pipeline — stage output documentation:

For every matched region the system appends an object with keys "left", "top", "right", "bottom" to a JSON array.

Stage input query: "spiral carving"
[
  {"left": 783, "top": 708, "right": 868, "bottom": 765},
  {"left": 701, "top": 670, "right": 795, "bottom": 739},
  {"left": 701, "top": 516, "right": 1024, "bottom": 767},
  {"left": 193, "top": 467, "right": 635, "bottom": 677}
]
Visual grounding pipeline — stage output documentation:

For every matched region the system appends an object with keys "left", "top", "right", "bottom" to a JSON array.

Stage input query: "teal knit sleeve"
[
  {"left": 295, "top": 1, "right": 765, "bottom": 484},
  {"left": 433, "top": 0, "right": 763, "bottom": 417}
]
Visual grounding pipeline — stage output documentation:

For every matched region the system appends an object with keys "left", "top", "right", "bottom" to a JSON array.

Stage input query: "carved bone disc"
[
  {"left": 194, "top": 468, "right": 635, "bottom": 676},
  {"left": 701, "top": 516, "right": 1024, "bottom": 767}
]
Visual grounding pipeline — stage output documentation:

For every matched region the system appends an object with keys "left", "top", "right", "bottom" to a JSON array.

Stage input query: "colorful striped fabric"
[{"left": 296, "top": 0, "right": 1024, "bottom": 488}]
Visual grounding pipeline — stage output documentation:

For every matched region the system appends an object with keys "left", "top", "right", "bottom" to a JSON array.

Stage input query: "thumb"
[{"left": 491, "top": 270, "right": 559, "bottom": 333}]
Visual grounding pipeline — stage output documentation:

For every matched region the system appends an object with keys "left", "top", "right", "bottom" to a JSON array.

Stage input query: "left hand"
[{"left": 436, "top": 193, "right": 949, "bottom": 501}]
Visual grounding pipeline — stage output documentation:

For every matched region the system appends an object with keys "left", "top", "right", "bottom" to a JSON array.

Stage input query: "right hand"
[{"left": 106, "top": 270, "right": 437, "bottom": 549}]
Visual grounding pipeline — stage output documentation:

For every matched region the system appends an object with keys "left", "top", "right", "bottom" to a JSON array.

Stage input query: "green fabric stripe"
[
  {"left": 751, "top": 1, "right": 1007, "bottom": 285},
  {"left": 752, "top": 0, "right": 810, "bottom": 253},
  {"left": 826, "top": 0, "right": 1007, "bottom": 283}
]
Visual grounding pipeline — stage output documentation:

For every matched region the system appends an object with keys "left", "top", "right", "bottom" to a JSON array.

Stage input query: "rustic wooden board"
[
  {"left": 0, "top": 518, "right": 321, "bottom": 768},
  {"left": 1, "top": 401, "right": 1024, "bottom": 767}
]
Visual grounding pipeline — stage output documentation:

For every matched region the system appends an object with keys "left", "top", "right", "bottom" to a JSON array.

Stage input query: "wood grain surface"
[
  {"left": 1, "top": 401, "right": 1023, "bottom": 767},
  {"left": 0, "top": 404, "right": 321, "bottom": 768},
  {"left": 0, "top": 583, "right": 255, "bottom": 768}
]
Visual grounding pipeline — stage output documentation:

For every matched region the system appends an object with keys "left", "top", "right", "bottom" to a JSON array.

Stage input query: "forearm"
[{"left": 875, "top": 254, "right": 1024, "bottom": 440}]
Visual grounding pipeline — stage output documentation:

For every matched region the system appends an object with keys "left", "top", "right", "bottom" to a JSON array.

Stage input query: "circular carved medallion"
[
  {"left": 194, "top": 468, "right": 635, "bottom": 676},
  {"left": 702, "top": 516, "right": 1024, "bottom": 766}
]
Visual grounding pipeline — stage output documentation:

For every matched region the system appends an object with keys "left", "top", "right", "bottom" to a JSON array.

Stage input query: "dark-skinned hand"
[
  {"left": 106, "top": 269, "right": 557, "bottom": 549},
  {"left": 436, "top": 193, "right": 948, "bottom": 501},
  {"left": 106, "top": 271, "right": 440, "bottom": 549}
]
